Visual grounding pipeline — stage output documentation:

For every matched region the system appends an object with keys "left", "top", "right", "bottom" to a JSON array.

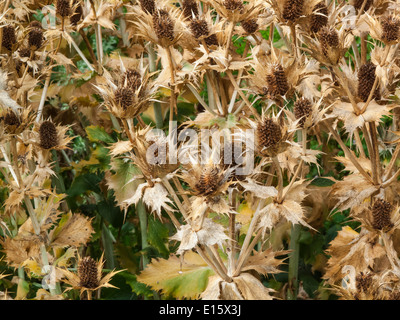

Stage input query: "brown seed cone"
[
  {"left": 381, "top": 15, "right": 400, "bottom": 44},
  {"left": 182, "top": 0, "right": 199, "bottom": 19},
  {"left": 372, "top": 199, "right": 393, "bottom": 231},
  {"left": 294, "top": 98, "right": 312, "bottom": 128},
  {"left": 318, "top": 26, "right": 339, "bottom": 56},
  {"left": 115, "top": 86, "right": 135, "bottom": 110},
  {"left": 357, "top": 62, "right": 380, "bottom": 102},
  {"left": 189, "top": 19, "right": 210, "bottom": 39},
  {"left": 266, "top": 64, "right": 289, "bottom": 98},
  {"left": 39, "top": 120, "right": 59, "bottom": 149},
  {"left": 2, "top": 25, "right": 16, "bottom": 51},
  {"left": 29, "top": 21, "right": 43, "bottom": 29},
  {"left": 224, "top": 0, "right": 244, "bottom": 11},
  {"left": 257, "top": 118, "right": 282, "bottom": 150},
  {"left": 121, "top": 69, "right": 142, "bottom": 91},
  {"left": 356, "top": 272, "right": 373, "bottom": 293},
  {"left": 204, "top": 33, "right": 218, "bottom": 46},
  {"left": 195, "top": 167, "right": 220, "bottom": 196},
  {"left": 19, "top": 47, "right": 31, "bottom": 58},
  {"left": 153, "top": 9, "right": 175, "bottom": 42},
  {"left": 354, "top": 0, "right": 373, "bottom": 12},
  {"left": 310, "top": 2, "right": 328, "bottom": 33},
  {"left": 28, "top": 27, "right": 44, "bottom": 50},
  {"left": 78, "top": 257, "right": 99, "bottom": 289},
  {"left": 241, "top": 19, "right": 259, "bottom": 34},
  {"left": 56, "top": 0, "right": 71, "bottom": 17},
  {"left": 4, "top": 111, "right": 21, "bottom": 128},
  {"left": 139, "top": 0, "right": 156, "bottom": 15},
  {"left": 70, "top": 3, "right": 83, "bottom": 26},
  {"left": 282, "top": 0, "right": 304, "bottom": 22}
]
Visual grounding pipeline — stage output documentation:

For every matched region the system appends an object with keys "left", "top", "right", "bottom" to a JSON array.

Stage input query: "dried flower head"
[
  {"left": 189, "top": 19, "right": 210, "bottom": 39},
  {"left": 357, "top": 62, "right": 380, "bottom": 102},
  {"left": 356, "top": 272, "right": 373, "bottom": 294},
  {"left": 224, "top": 0, "right": 244, "bottom": 12},
  {"left": 4, "top": 111, "right": 21, "bottom": 128},
  {"left": 120, "top": 68, "right": 142, "bottom": 91},
  {"left": 182, "top": 0, "right": 199, "bottom": 19},
  {"left": 294, "top": 98, "right": 313, "bottom": 128},
  {"left": 318, "top": 26, "right": 339, "bottom": 56},
  {"left": 257, "top": 118, "right": 282, "bottom": 150},
  {"left": 381, "top": 15, "right": 400, "bottom": 44},
  {"left": 310, "top": 1, "right": 328, "bottom": 33},
  {"left": 195, "top": 166, "right": 221, "bottom": 196},
  {"left": 56, "top": 0, "right": 71, "bottom": 17},
  {"left": 153, "top": 9, "right": 175, "bottom": 42},
  {"left": 114, "top": 86, "right": 135, "bottom": 110},
  {"left": 78, "top": 256, "right": 99, "bottom": 289},
  {"left": 241, "top": 18, "right": 258, "bottom": 34},
  {"left": 282, "top": 0, "right": 303, "bottom": 23},
  {"left": 266, "top": 63, "right": 289, "bottom": 99},
  {"left": 138, "top": 0, "right": 156, "bottom": 15},
  {"left": 39, "top": 120, "right": 59, "bottom": 150},
  {"left": 28, "top": 24, "right": 44, "bottom": 50},
  {"left": 1, "top": 25, "right": 16, "bottom": 51},
  {"left": 372, "top": 199, "right": 393, "bottom": 231}
]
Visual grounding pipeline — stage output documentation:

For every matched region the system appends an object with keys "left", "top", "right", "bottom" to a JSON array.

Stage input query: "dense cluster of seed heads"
[
  {"left": 257, "top": 118, "right": 282, "bottom": 149},
  {"left": 318, "top": 26, "right": 339, "bottom": 56},
  {"left": 266, "top": 64, "right": 289, "bottom": 98},
  {"left": 310, "top": 2, "right": 328, "bottom": 33},
  {"left": 381, "top": 15, "right": 400, "bottom": 43},
  {"left": 28, "top": 21, "right": 44, "bottom": 50},
  {"left": 195, "top": 167, "right": 221, "bottom": 196},
  {"left": 182, "top": 0, "right": 199, "bottom": 19},
  {"left": 282, "top": 0, "right": 303, "bottom": 22},
  {"left": 39, "top": 120, "right": 59, "bottom": 149},
  {"left": 294, "top": 98, "right": 312, "bottom": 128},
  {"left": 354, "top": 0, "right": 373, "bottom": 12},
  {"left": 357, "top": 62, "right": 380, "bottom": 102},
  {"left": 372, "top": 199, "right": 394, "bottom": 231},
  {"left": 153, "top": 9, "right": 175, "bottom": 42},
  {"left": 56, "top": 0, "right": 71, "bottom": 18},
  {"left": 78, "top": 257, "right": 99, "bottom": 289},
  {"left": 241, "top": 19, "right": 259, "bottom": 34},
  {"left": 2, "top": 25, "right": 16, "bottom": 51}
]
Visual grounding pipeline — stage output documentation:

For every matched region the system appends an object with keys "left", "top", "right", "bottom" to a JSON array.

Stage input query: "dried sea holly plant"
[{"left": 0, "top": 0, "right": 400, "bottom": 301}]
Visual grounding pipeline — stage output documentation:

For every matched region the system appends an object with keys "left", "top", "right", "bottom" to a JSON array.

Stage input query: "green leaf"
[
  {"left": 67, "top": 172, "right": 103, "bottom": 198},
  {"left": 310, "top": 177, "right": 336, "bottom": 187},
  {"left": 122, "top": 272, "right": 154, "bottom": 299},
  {"left": 86, "top": 125, "right": 115, "bottom": 144},
  {"left": 147, "top": 216, "right": 170, "bottom": 258}
]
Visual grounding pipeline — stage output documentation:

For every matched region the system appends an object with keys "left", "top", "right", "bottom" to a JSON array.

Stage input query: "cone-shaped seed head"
[
  {"left": 318, "top": 26, "right": 339, "bottom": 56},
  {"left": 4, "top": 111, "right": 20, "bottom": 127},
  {"left": 205, "top": 33, "right": 218, "bottom": 46},
  {"left": 182, "top": 0, "right": 199, "bottom": 19},
  {"left": 2, "top": 25, "right": 16, "bottom": 51},
  {"left": 19, "top": 47, "right": 31, "bottom": 58},
  {"left": 381, "top": 15, "right": 400, "bottom": 43},
  {"left": 282, "top": 0, "right": 304, "bottom": 22},
  {"left": 310, "top": 2, "right": 328, "bottom": 33},
  {"left": 115, "top": 86, "right": 135, "bottom": 110},
  {"left": 78, "top": 257, "right": 99, "bottom": 289},
  {"left": 153, "top": 9, "right": 175, "bottom": 41},
  {"left": 356, "top": 272, "right": 372, "bottom": 293},
  {"left": 266, "top": 64, "right": 289, "bottom": 98},
  {"left": 39, "top": 120, "right": 59, "bottom": 149},
  {"left": 358, "top": 62, "right": 380, "bottom": 102},
  {"left": 56, "top": 0, "right": 71, "bottom": 17},
  {"left": 195, "top": 167, "right": 220, "bottom": 196},
  {"left": 257, "top": 118, "right": 282, "bottom": 149},
  {"left": 294, "top": 98, "right": 312, "bottom": 128},
  {"left": 139, "top": 0, "right": 156, "bottom": 15},
  {"left": 28, "top": 27, "right": 44, "bottom": 50},
  {"left": 241, "top": 19, "right": 259, "bottom": 34},
  {"left": 372, "top": 199, "right": 393, "bottom": 231},
  {"left": 189, "top": 19, "right": 210, "bottom": 39}
]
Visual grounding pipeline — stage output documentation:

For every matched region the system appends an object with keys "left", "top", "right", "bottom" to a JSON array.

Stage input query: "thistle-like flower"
[{"left": 1, "top": 25, "right": 16, "bottom": 52}]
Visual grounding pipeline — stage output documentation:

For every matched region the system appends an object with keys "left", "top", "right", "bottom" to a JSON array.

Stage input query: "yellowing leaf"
[{"left": 137, "top": 252, "right": 214, "bottom": 299}]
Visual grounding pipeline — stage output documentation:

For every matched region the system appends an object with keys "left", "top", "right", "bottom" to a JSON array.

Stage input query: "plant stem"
[
  {"left": 287, "top": 223, "right": 301, "bottom": 300},
  {"left": 272, "top": 156, "right": 284, "bottom": 203},
  {"left": 137, "top": 200, "right": 149, "bottom": 268}
]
